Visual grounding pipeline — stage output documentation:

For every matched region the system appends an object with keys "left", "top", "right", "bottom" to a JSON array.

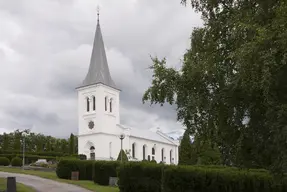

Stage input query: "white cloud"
[{"left": 0, "top": 0, "right": 202, "bottom": 138}]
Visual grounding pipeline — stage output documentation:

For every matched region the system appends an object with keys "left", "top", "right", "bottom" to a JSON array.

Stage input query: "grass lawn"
[
  {"left": 0, "top": 167, "right": 119, "bottom": 192},
  {"left": 0, "top": 177, "right": 36, "bottom": 192}
]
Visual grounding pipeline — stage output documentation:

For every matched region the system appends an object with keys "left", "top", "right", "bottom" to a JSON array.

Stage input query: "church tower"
[{"left": 76, "top": 11, "right": 120, "bottom": 159}]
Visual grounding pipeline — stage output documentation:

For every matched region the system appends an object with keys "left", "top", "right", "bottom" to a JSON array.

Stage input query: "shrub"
[
  {"left": 163, "top": 166, "right": 287, "bottom": 192},
  {"left": 78, "top": 154, "right": 87, "bottom": 160},
  {"left": 118, "top": 162, "right": 165, "bottom": 192},
  {"left": 0, "top": 154, "right": 56, "bottom": 165},
  {"left": 93, "top": 161, "right": 120, "bottom": 185},
  {"left": 56, "top": 160, "right": 94, "bottom": 180},
  {"left": 117, "top": 150, "right": 128, "bottom": 162},
  {"left": 0, "top": 157, "right": 10, "bottom": 166},
  {"left": 11, "top": 157, "right": 22, "bottom": 167}
]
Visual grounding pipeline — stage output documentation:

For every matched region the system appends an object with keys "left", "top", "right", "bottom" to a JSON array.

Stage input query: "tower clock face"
[{"left": 88, "top": 121, "right": 94, "bottom": 129}]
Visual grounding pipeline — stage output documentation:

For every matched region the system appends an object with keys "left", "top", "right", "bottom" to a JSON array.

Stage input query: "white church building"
[{"left": 76, "top": 15, "right": 179, "bottom": 165}]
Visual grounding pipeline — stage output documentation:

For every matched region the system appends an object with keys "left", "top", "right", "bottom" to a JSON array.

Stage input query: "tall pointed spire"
[{"left": 81, "top": 8, "right": 117, "bottom": 89}]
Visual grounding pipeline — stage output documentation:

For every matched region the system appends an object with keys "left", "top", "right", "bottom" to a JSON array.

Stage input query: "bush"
[
  {"left": 78, "top": 154, "right": 87, "bottom": 160},
  {"left": 117, "top": 150, "right": 128, "bottom": 162},
  {"left": 56, "top": 160, "right": 94, "bottom": 180},
  {"left": 0, "top": 150, "right": 67, "bottom": 157},
  {"left": 93, "top": 161, "right": 120, "bottom": 185},
  {"left": 0, "top": 157, "right": 10, "bottom": 166},
  {"left": 11, "top": 157, "right": 22, "bottom": 167},
  {"left": 163, "top": 166, "right": 287, "bottom": 192},
  {"left": 0, "top": 154, "right": 56, "bottom": 165},
  {"left": 118, "top": 162, "right": 165, "bottom": 192}
]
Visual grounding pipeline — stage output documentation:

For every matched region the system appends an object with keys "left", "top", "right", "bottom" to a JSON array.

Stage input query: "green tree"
[
  {"left": 196, "top": 140, "right": 222, "bottom": 165},
  {"left": 69, "top": 133, "right": 75, "bottom": 154},
  {"left": 143, "top": 0, "right": 287, "bottom": 173},
  {"left": 178, "top": 129, "right": 194, "bottom": 165},
  {"left": 13, "top": 130, "right": 21, "bottom": 151},
  {"left": 2, "top": 133, "right": 9, "bottom": 151},
  {"left": 117, "top": 149, "right": 128, "bottom": 162}
]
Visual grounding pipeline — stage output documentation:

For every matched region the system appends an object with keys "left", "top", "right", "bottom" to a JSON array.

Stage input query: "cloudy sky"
[{"left": 0, "top": 0, "right": 202, "bottom": 138}]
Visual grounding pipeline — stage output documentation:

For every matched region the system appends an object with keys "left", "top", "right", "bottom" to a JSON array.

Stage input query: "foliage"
[
  {"left": 2, "top": 133, "right": 9, "bottom": 151},
  {"left": 0, "top": 130, "right": 78, "bottom": 155},
  {"left": 11, "top": 156, "right": 22, "bottom": 167},
  {"left": 56, "top": 159, "right": 93, "bottom": 180},
  {"left": 178, "top": 129, "right": 194, "bottom": 165},
  {"left": 117, "top": 150, "right": 128, "bottom": 162},
  {"left": 93, "top": 161, "right": 120, "bottom": 186},
  {"left": 0, "top": 154, "right": 56, "bottom": 165},
  {"left": 69, "top": 133, "right": 75, "bottom": 154},
  {"left": 0, "top": 157, "right": 10, "bottom": 166},
  {"left": 163, "top": 166, "right": 287, "bottom": 192},
  {"left": 78, "top": 154, "right": 87, "bottom": 160},
  {"left": 142, "top": 0, "right": 287, "bottom": 173},
  {"left": 118, "top": 162, "right": 165, "bottom": 192}
]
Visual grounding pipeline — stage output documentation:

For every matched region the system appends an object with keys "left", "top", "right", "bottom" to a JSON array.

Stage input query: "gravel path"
[{"left": 0, "top": 171, "right": 93, "bottom": 192}]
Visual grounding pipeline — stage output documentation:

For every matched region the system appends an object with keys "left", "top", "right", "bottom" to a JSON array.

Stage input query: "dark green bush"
[
  {"left": 56, "top": 159, "right": 93, "bottom": 180},
  {"left": 0, "top": 154, "right": 56, "bottom": 164},
  {"left": 0, "top": 157, "right": 10, "bottom": 166},
  {"left": 0, "top": 150, "right": 67, "bottom": 157},
  {"left": 163, "top": 166, "right": 287, "bottom": 192},
  {"left": 117, "top": 150, "right": 128, "bottom": 162},
  {"left": 118, "top": 162, "right": 165, "bottom": 192},
  {"left": 11, "top": 157, "right": 22, "bottom": 167},
  {"left": 78, "top": 154, "right": 87, "bottom": 160},
  {"left": 93, "top": 161, "right": 120, "bottom": 185}
]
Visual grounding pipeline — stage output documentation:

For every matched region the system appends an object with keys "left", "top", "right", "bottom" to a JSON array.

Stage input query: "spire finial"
[{"left": 97, "top": 5, "right": 100, "bottom": 23}]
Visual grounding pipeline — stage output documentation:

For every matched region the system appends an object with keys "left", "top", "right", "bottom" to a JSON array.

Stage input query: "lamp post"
[
  {"left": 118, "top": 133, "right": 125, "bottom": 162},
  {"left": 22, "top": 132, "right": 27, "bottom": 170}
]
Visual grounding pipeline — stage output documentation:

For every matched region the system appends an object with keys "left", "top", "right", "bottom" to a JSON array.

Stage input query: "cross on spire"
[{"left": 97, "top": 5, "right": 100, "bottom": 23}]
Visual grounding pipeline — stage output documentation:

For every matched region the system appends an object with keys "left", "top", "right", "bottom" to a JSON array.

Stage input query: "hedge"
[
  {"left": 0, "top": 154, "right": 56, "bottom": 164},
  {"left": 162, "top": 166, "right": 287, "bottom": 192},
  {"left": 118, "top": 162, "right": 165, "bottom": 192},
  {"left": 56, "top": 159, "right": 121, "bottom": 185},
  {"left": 0, "top": 150, "right": 67, "bottom": 157},
  {"left": 0, "top": 157, "right": 10, "bottom": 166},
  {"left": 56, "top": 160, "right": 94, "bottom": 180},
  {"left": 93, "top": 161, "right": 120, "bottom": 185}
]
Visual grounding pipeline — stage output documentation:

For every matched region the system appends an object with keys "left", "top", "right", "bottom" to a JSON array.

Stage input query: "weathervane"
[{"left": 97, "top": 5, "right": 100, "bottom": 23}]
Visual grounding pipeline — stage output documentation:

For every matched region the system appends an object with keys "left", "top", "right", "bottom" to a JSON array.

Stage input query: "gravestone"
[
  {"left": 71, "top": 171, "right": 79, "bottom": 180},
  {"left": 109, "top": 177, "right": 118, "bottom": 186},
  {"left": 7, "top": 177, "right": 16, "bottom": 192}
]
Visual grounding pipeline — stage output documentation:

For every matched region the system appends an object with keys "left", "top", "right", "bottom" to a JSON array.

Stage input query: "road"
[{"left": 0, "top": 171, "right": 93, "bottom": 192}]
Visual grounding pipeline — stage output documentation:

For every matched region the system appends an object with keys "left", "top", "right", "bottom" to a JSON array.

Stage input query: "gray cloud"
[{"left": 0, "top": 0, "right": 202, "bottom": 138}]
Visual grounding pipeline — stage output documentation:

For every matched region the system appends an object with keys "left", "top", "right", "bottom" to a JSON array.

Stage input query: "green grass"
[
  {"left": 0, "top": 177, "right": 36, "bottom": 192},
  {"left": 0, "top": 167, "right": 119, "bottom": 192}
]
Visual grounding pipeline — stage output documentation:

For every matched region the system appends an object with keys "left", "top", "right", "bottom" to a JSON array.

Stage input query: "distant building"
[{"left": 76, "top": 14, "right": 179, "bottom": 164}]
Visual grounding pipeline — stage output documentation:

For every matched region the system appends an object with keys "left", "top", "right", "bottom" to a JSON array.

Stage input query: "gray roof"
[{"left": 81, "top": 20, "right": 118, "bottom": 89}]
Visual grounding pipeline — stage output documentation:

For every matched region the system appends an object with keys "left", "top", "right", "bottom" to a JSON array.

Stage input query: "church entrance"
[{"left": 90, "top": 146, "right": 95, "bottom": 160}]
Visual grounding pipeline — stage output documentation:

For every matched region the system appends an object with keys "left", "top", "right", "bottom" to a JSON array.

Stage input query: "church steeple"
[{"left": 81, "top": 10, "right": 117, "bottom": 89}]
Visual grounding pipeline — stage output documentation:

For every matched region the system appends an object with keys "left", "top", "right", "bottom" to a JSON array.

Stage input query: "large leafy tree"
[
  {"left": 178, "top": 129, "right": 194, "bottom": 165},
  {"left": 143, "top": 0, "right": 287, "bottom": 173}
]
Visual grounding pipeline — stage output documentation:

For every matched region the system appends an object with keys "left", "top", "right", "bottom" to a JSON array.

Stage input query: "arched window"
[
  {"left": 148, "top": 155, "right": 151, "bottom": 161},
  {"left": 143, "top": 145, "right": 146, "bottom": 160},
  {"left": 170, "top": 150, "right": 173, "bottom": 164},
  {"left": 90, "top": 146, "right": 95, "bottom": 160},
  {"left": 92, "top": 96, "right": 96, "bottom": 111},
  {"left": 161, "top": 148, "right": 165, "bottom": 162},
  {"left": 152, "top": 147, "right": 155, "bottom": 155},
  {"left": 86, "top": 97, "right": 90, "bottom": 112},
  {"left": 109, "top": 98, "right": 113, "bottom": 112},
  {"left": 132, "top": 143, "right": 136, "bottom": 158},
  {"left": 109, "top": 142, "right": 112, "bottom": 159},
  {"left": 105, "top": 96, "right": 108, "bottom": 111}
]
